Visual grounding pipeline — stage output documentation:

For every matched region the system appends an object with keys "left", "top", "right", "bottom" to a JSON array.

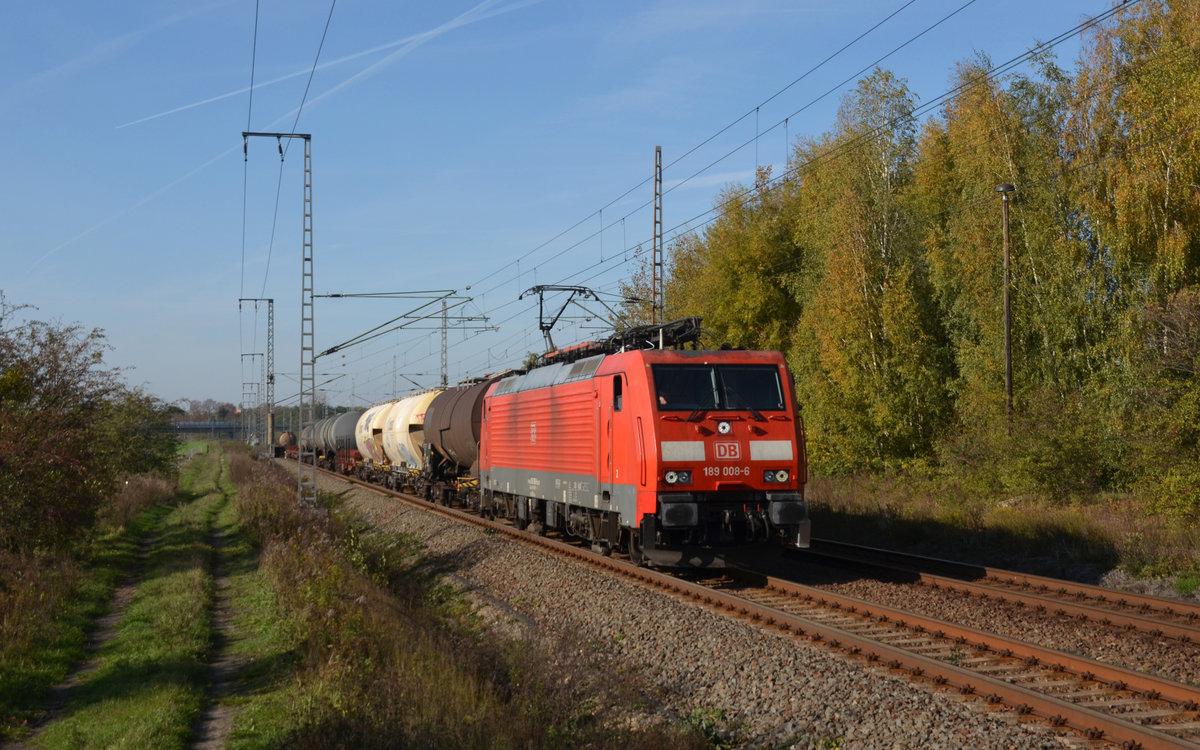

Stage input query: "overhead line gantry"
[{"left": 243, "top": 131, "right": 314, "bottom": 504}]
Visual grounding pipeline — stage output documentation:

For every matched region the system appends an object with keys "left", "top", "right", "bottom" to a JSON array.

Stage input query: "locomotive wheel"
[{"left": 627, "top": 531, "right": 644, "bottom": 566}]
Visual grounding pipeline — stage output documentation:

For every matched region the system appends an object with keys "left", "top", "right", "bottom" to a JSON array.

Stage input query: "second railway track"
[{"left": 794, "top": 539, "right": 1200, "bottom": 644}]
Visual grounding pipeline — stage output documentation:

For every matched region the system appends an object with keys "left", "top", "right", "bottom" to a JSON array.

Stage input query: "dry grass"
[
  {"left": 96, "top": 474, "right": 176, "bottom": 531},
  {"left": 0, "top": 500, "right": 155, "bottom": 738},
  {"left": 226, "top": 453, "right": 704, "bottom": 750},
  {"left": 0, "top": 551, "right": 81, "bottom": 667},
  {"left": 807, "top": 473, "right": 1200, "bottom": 581}
]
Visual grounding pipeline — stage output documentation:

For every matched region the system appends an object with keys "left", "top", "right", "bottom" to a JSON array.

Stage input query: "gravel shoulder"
[{"left": 319, "top": 472, "right": 1079, "bottom": 749}]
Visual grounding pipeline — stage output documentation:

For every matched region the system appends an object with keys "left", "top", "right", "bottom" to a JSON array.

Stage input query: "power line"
[
  {"left": 434, "top": 2, "right": 1143, "bottom": 383},
  {"left": 469, "top": 0, "right": 996, "bottom": 309},
  {"left": 309, "top": 2, "right": 1145, "bottom": 401},
  {"left": 240, "top": 0, "right": 261, "bottom": 303},
  {"left": 286, "top": 0, "right": 338, "bottom": 150},
  {"left": 464, "top": 0, "right": 926, "bottom": 296}
]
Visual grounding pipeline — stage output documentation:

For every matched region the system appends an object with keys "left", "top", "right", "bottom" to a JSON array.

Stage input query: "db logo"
[{"left": 714, "top": 442, "right": 741, "bottom": 461}]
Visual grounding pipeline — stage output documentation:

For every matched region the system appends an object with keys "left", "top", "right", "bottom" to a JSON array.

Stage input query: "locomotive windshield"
[{"left": 652, "top": 364, "right": 785, "bottom": 412}]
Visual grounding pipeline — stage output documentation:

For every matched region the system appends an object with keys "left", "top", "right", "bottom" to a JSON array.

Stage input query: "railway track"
[
  {"left": 682, "top": 567, "right": 1200, "bottom": 749},
  {"left": 317, "top": 467, "right": 1200, "bottom": 748},
  {"left": 790, "top": 539, "right": 1200, "bottom": 644}
]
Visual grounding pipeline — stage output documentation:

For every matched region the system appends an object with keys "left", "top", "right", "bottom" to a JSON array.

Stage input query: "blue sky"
[{"left": 2, "top": 0, "right": 1113, "bottom": 410}]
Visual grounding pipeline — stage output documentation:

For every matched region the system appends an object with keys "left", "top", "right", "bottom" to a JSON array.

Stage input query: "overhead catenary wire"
[
  {"left": 367, "top": 1, "right": 1149, "bottom": 397},
  {"left": 468, "top": 0, "right": 995, "bottom": 307},
  {"left": 239, "top": 0, "right": 338, "bottom": 431},
  {"left": 283, "top": 2, "right": 1145, "bottom": 406},
  {"left": 464, "top": 0, "right": 927, "bottom": 297},
  {"left": 246, "top": 0, "right": 944, "bottom": 403},
  {"left": 252, "top": 0, "right": 339, "bottom": 301}
]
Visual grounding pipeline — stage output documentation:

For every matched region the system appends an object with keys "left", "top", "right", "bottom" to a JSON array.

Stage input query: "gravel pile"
[{"left": 317, "top": 473, "right": 1079, "bottom": 749}]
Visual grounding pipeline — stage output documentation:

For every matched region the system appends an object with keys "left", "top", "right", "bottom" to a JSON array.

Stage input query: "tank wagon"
[
  {"left": 354, "top": 392, "right": 445, "bottom": 489},
  {"left": 313, "top": 410, "right": 362, "bottom": 474}
]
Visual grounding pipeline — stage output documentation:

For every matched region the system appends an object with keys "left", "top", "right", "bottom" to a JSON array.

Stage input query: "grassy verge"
[
  {"left": 29, "top": 448, "right": 226, "bottom": 749},
  {"left": 809, "top": 473, "right": 1200, "bottom": 589},
  {"left": 223, "top": 447, "right": 706, "bottom": 750},
  {"left": 0, "top": 475, "right": 176, "bottom": 740}
]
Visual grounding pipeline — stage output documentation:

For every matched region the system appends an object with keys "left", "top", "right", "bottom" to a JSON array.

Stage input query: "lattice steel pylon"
[
  {"left": 264, "top": 299, "right": 274, "bottom": 453},
  {"left": 243, "top": 131, "right": 314, "bottom": 503},
  {"left": 239, "top": 298, "right": 275, "bottom": 455},
  {"left": 299, "top": 136, "right": 315, "bottom": 504},
  {"left": 440, "top": 298, "right": 448, "bottom": 387},
  {"left": 652, "top": 145, "right": 664, "bottom": 327}
]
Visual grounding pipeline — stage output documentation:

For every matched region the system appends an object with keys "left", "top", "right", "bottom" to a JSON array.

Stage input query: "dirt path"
[
  {"left": 190, "top": 460, "right": 252, "bottom": 750},
  {"left": 189, "top": 522, "right": 247, "bottom": 750}
]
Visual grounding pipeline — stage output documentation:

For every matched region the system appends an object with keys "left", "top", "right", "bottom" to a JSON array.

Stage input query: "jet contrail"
[
  {"left": 14, "top": 1, "right": 236, "bottom": 98},
  {"left": 31, "top": 0, "right": 546, "bottom": 273},
  {"left": 118, "top": 0, "right": 547, "bottom": 129},
  {"left": 27, "top": 147, "right": 239, "bottom": 274}
]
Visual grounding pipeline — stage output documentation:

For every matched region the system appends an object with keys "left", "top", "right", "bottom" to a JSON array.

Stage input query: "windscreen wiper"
[{"left": 727, "top": 390, "right": 766, "bottom": 422}]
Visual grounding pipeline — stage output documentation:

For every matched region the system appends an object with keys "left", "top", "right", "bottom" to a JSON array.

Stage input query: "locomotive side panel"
[{"left": 483, "top": 377, "right": 603, "bottom": 509}]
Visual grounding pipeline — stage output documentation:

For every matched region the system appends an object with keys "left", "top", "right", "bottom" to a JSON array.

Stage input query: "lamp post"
[{"left": 995, "top": 184, "right": 1015, "bottom": 420}]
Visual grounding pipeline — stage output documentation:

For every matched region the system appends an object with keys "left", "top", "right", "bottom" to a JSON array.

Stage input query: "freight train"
[{"left": 294, "top": 319, "right": 810, "bottom": 566}]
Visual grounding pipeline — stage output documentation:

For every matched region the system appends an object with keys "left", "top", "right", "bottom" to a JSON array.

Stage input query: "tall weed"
[{"left": 227, "top": 454, "right": 703, "bottom": 749}]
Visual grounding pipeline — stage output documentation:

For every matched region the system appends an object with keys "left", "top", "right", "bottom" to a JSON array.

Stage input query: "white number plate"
[{"left": 702, "top": 465, "right": 750, "bottom": 478}]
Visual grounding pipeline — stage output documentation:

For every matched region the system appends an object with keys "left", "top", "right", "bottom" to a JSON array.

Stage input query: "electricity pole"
[
  {"left": 652, "top": 146, "right": 664, "bottom": 327},
  {"left": 996, "top": 183, "right": 1015, "bottom": 422},
  {"left": 239, "top": 298, "right": 275, "bottom": 455},
  {"left": 244, "top": 131, "right": 314, "bottom": 503}
]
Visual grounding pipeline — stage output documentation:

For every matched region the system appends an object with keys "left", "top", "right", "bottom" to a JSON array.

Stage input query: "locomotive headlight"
[
  {"left": 717, "top": 421, "right": 732, "bottom": 434},
  {"left": 775, "top": 469, "right": 789, "bottom": 483},
  {"left": 764, "top": 469, "right": 789, "bottom": 483},
  {"left": 665, "top": 470, "right": 691, "bottom": 485}
]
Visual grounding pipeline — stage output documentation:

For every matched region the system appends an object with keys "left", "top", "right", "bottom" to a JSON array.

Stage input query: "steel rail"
[
  {"left": 733, "top": 568, "right": 1200, "bottom": 708},
  {"left": 315, "top": 468, "right": 1199, "bottom": 749},
  {"left": 799, "top": 539, "right": 1200, "bottom": 642}
]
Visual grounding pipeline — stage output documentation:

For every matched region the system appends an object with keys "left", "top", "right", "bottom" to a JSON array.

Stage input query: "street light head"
[{"left": 995, "top": 184, "right": 1015, "bottom": 194}]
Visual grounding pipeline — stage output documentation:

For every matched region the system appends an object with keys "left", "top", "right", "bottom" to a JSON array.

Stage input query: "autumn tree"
[
  {"left": 664, "top": 167, "right": 804, "bottom": 351},
  {"left": 789, "top": 69, "right": 951, "bottom": 472},
  {"left": 613, "top": 2, "right": 1200, "bottom": 505},
  {"left": 1066, "top": 0, "right": 1200, "bottom": 302},
  {"left": 0, "top": 294, "right": 178, "bottom": 551}
]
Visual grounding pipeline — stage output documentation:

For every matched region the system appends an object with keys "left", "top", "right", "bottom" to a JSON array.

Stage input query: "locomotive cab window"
[
  {"left": 613, "top": 375, "right": 623, "bottom": 411},
  {"left": 652, "top": 364, "right": 784, "bottom": 412}
]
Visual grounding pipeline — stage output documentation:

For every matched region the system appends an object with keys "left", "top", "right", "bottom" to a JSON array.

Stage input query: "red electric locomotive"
[{"left": 480, "top": 324, "right": 809, "bottom": 566}]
